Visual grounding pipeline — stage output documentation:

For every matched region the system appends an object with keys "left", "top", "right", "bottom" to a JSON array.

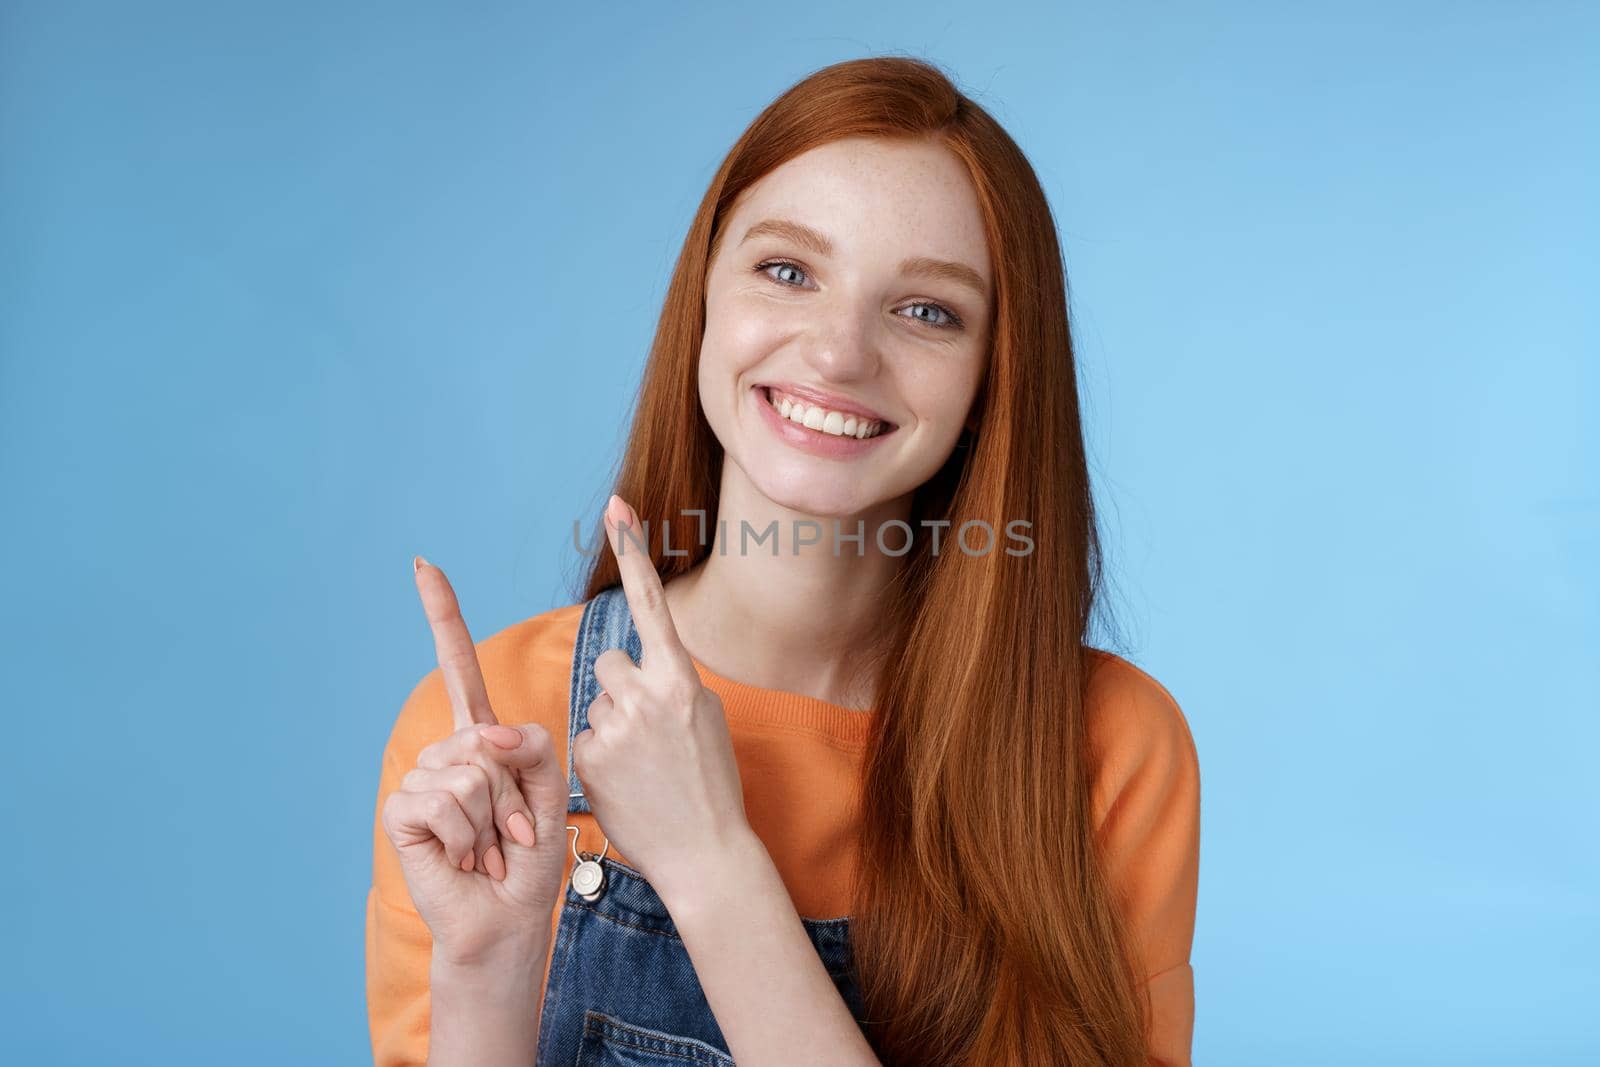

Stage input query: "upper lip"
[{"left": 759, "top": 382, "right": 894, "bottom": 427}]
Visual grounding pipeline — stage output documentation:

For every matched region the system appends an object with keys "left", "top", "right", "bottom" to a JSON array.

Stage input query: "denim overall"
[{"left": 534, "top": 584, "right": 869, "bottom": 1065}]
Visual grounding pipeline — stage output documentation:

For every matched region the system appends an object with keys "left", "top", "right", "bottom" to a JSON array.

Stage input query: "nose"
[{"left": 801, "top": 310, "right": 882, "bottom": 383}]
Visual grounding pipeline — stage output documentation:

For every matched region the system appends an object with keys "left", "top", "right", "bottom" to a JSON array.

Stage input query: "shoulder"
[
  {"left": 380, "top": 601, "right": 588, "bottom": 769},
  {"left": 1082, "top": 649, "right": 1201, "bottom": 831},
  {"left": 1081, "top": 650, "right": 1202, "bottom": 984}
]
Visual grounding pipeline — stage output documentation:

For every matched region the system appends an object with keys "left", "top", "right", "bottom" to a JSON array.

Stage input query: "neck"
[{"left": 662, "top": 471, "right": 908, "bottom": 711}]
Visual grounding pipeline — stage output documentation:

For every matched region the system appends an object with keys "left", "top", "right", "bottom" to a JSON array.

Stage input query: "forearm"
[
  {"left": 656, "top": 831, "right": 879, "bottom": 1066},
  {"left": 426, "top": 936, "right": 547, "bottom": 1067}
]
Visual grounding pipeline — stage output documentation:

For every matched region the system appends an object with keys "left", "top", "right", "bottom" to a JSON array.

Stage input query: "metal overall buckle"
[{"left": 566, "top": 791, "right": 610, "bottom": 902}]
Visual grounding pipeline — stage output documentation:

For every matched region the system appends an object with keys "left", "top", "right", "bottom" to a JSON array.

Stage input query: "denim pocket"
[{"left": 576, "top": 1010, "right": 736, "bottom": 1066}]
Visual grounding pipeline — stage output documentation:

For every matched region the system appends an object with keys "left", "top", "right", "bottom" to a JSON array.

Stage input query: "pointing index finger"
[
  {"left": 413, "top": 556, "right": 498, "bottom": 730},
  {"left": 604, "top": 495, "right": 693, "bottom": 675}
]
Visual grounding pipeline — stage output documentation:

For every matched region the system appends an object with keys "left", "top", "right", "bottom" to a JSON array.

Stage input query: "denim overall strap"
[
  {"left": 536, "top": 585, "right": 870, "bottom": 1064},
  {"left": 566, "top": 583, "right": 641, "bottom": 815}
]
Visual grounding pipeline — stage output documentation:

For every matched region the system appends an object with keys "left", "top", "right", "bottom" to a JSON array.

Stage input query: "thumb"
[{"left": 480, "top": 723, "right": 570, "bottom": 841}]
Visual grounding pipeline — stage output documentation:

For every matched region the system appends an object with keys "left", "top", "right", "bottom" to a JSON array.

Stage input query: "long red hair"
[{"left": 579, "top": 55, "right": 1149, "bottom": 1065}]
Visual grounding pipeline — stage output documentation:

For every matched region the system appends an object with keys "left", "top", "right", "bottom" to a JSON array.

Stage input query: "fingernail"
[
  {"left": 507, "top": 811, "right": 536, "bottom": 848},
  {"left": 413, "top": 555, "right": 429, "bottom": 573},
  {"left": 484, "top": 844, "right": 507, "bottom": 881},
  {"left": 605, "top": 494, "right": 627, "bottom": 530},
  {"left": 481, "top": 724, "right": 523, "bottom": 749},
  {"left": 458, "top": 851, "right": 474, "bottom": 872}
]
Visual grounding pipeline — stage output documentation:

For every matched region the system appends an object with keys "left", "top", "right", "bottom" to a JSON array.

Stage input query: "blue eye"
[
  {"left": 903, "top": 302, "right": 961, "bottom": 329},
  {"left": 758, "top": 259, "right": 809, "bottom": 288},
  {"left": 752, "top": 259, "right": 965, "bottom": 330}
]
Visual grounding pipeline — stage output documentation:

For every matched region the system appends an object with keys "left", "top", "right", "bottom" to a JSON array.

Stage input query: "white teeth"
[{"left": 766, "top": 389, "right": 884, "bottom": 439}]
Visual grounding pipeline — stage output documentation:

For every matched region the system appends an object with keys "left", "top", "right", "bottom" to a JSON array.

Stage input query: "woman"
[{"left": 367, "top": 56, "right": 1200, "bottom": 1066}]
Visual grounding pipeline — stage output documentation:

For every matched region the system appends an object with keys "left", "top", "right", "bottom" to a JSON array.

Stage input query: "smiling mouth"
[{"left": 760, "top": 386, "right": 895, "bottom": 440}]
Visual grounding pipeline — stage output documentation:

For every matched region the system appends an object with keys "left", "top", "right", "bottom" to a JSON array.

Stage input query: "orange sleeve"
[
  {"left": 1087, "top": 655, "right": 1203, "bottom": 1067},
  {"left": 365, "top": 669, "right": 454, "bottom": 1067}
]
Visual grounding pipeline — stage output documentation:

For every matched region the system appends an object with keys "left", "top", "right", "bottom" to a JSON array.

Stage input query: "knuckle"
[
  {"left": 665, "top": 674, "right": 700, "bottom": 705},
  {"left": 457, "top": 764, "right": 491, "bottom": 802},
  {"left": 439, "top": 641, "right": 474, "bottom": 674},
  {"left": 380, "top": 793, "right": 404, "bottom": 832},
  {"left": 637, "top": 581, "right": 664, "bottom": 614},
  {"left": 487, "top": 757, "right": 521, "bottom": 788},
  {"left": 494, "top": 784, "right": 525, "bottom": 817},
  {"left": 518, "top": 723, "right": 554, "bottom": 766},
  {"left": 423, "top": 792, "right": 454, "bottom": 822}
]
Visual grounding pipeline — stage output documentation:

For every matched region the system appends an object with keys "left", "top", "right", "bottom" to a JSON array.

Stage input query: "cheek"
[
  {"left": 700, "top": 299, "right": 789, "bottom": 384},
  {"left": 901, "top": 355, "right": 985, "bottom": 432},
  {"left": 696, "top": 307, "right": 768, "bottom": 433}
]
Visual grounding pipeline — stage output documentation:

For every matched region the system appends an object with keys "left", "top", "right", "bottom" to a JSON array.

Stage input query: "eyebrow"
[{"left": 739, "top": 217, "right": 990, "bottom": 301}]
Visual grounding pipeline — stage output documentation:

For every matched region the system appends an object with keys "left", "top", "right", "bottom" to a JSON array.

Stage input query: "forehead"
[{"left": 722, "top": 136, "right": 991, "bottom": 285}]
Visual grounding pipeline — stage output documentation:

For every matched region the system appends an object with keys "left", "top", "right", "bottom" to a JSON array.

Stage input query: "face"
[{"left": 698, "top": 135, "right": 993, "bottom": 519}]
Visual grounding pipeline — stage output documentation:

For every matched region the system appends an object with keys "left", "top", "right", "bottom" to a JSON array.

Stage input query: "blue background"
[{"left": 2, "top": 2, "right": 1594, "bottom": 1063}]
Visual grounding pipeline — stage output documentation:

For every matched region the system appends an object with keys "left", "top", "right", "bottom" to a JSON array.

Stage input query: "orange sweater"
[{"left": 366, "top": 601, "right": 1201, "bottom": 1065}]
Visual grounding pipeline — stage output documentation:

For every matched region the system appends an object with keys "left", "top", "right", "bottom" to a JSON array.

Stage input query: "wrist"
[
  {"left": 431, "top": 932, "right": 547, "bottom": 991},
  {"left": 653, "top": 825, "right": 769, "bottom": 915},
  {"left": 428, "top": 937, "right": 547, "bottom": 1067}
]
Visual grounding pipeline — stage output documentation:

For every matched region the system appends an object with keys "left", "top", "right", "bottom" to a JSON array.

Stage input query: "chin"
[
  {"left": 760, "top": 477, "right": 870, "bottom": 520},
  {"left": 745, "top": 456, "right": 877, "bottom": 520}
]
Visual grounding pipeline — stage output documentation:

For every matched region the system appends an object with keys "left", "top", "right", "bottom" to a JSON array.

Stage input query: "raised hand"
[
  {"left": 380, "top": 556, "right": 570, "bottom": 966},
  {"left": 567, "top": 495, "right": 752, "bottom": 905}
]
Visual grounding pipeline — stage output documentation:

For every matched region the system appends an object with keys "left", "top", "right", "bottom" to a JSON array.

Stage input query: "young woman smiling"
[{"left": 367, "top": 57, "right": 1200, "bottom": 1067}]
